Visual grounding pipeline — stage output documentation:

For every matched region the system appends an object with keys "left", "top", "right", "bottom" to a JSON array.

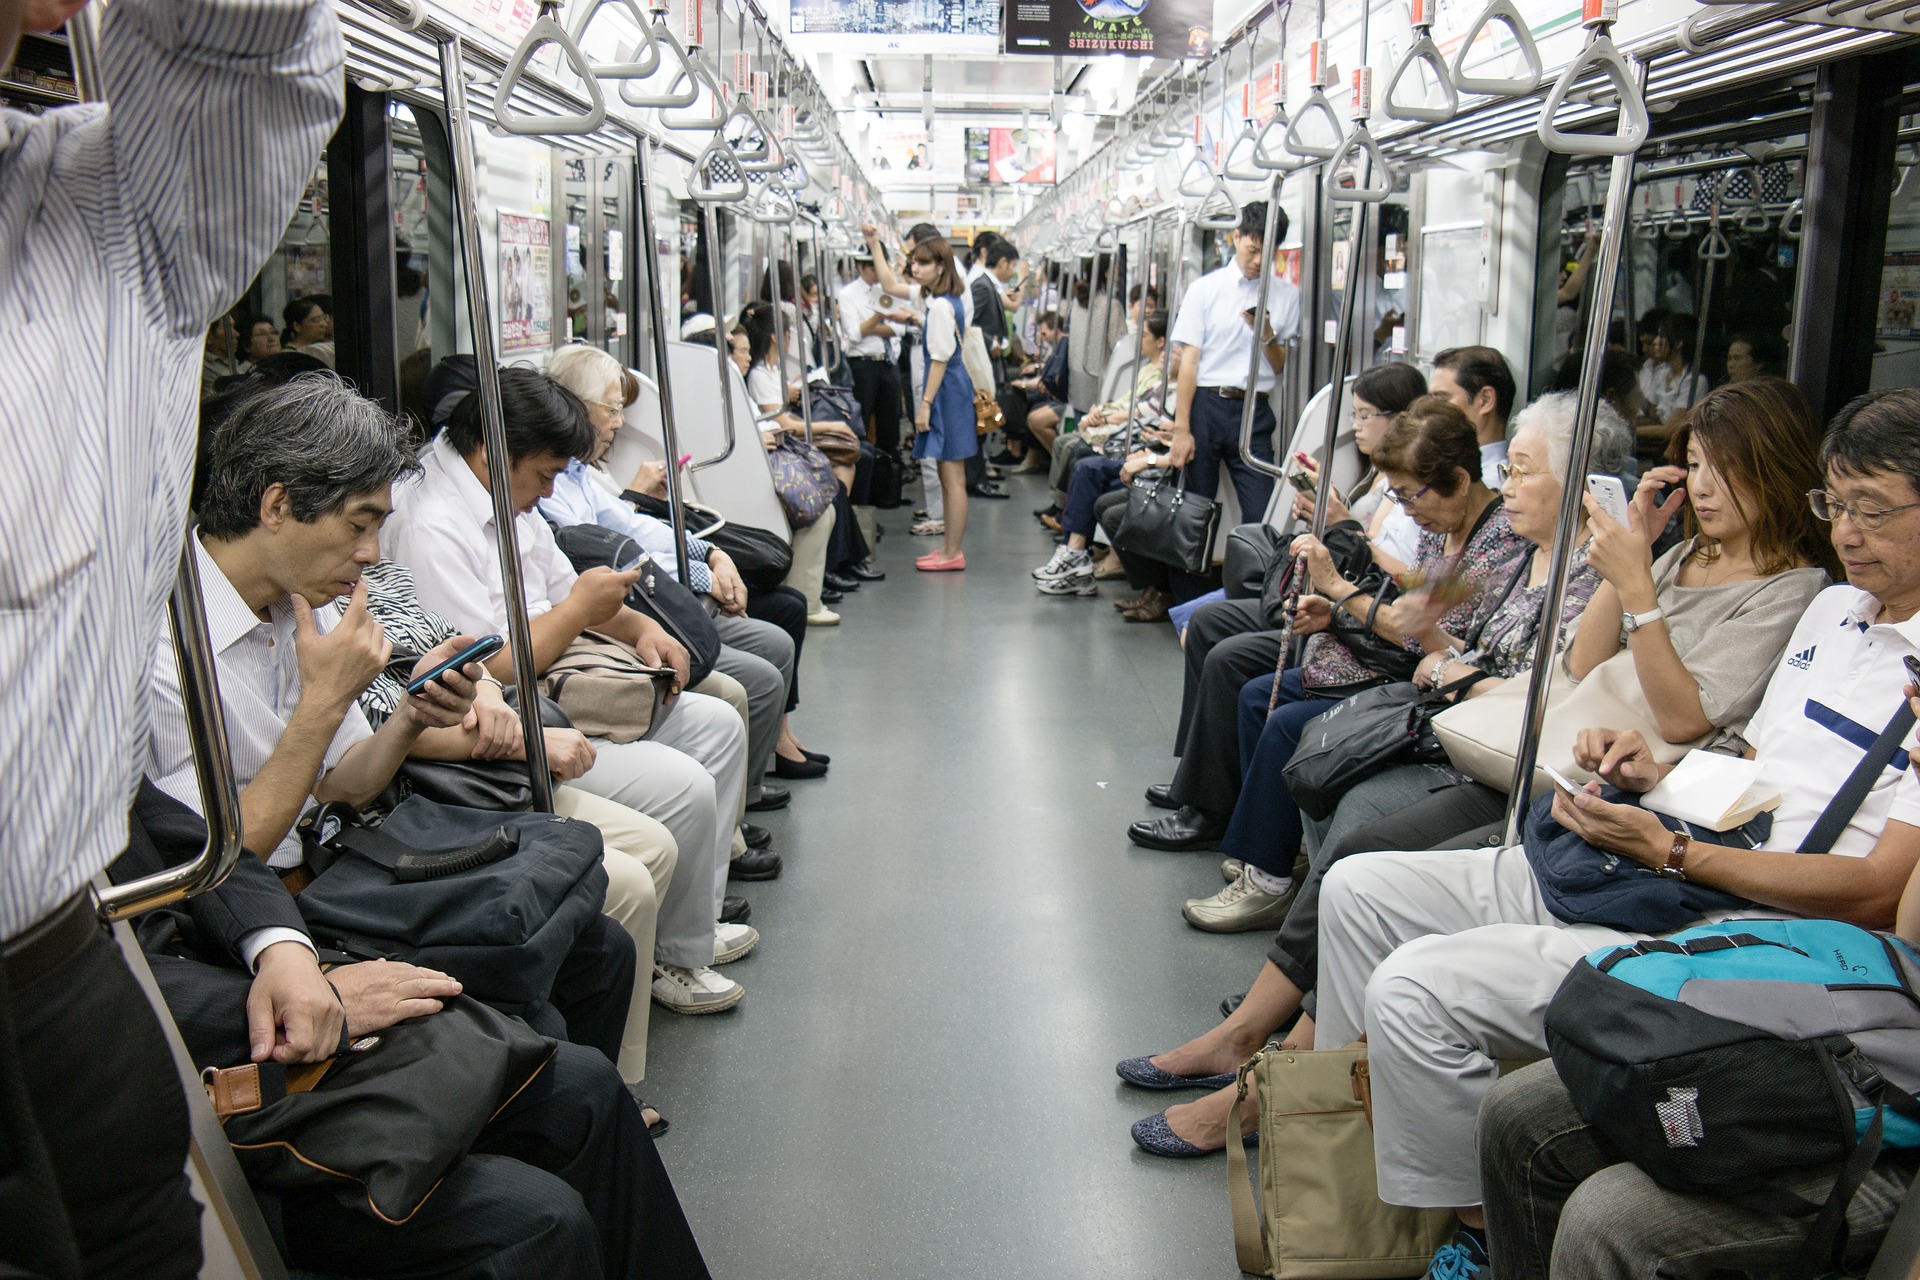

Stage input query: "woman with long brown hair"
[{"left": 907, "top": 236, "right": 976, "bottom": 571}]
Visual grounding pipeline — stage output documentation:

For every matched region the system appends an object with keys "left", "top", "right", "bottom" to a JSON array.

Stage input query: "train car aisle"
[{"left": 643, "top": 473, "right": 1256, "bottom": 1278}]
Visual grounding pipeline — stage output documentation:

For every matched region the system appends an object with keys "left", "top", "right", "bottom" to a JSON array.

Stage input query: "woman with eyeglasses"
[
  {"left": 1570, "top": 376, "right": 1838, "bottom": 750},
  {"left": 1286, "top": 363, "right": 1430, "bottom": 577}
]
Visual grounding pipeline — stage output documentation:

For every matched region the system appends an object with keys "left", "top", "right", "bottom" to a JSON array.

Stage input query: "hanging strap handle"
[
  {"left": 1537, "top": 4, "right": 1649, "bottom": 157},
  {"left": 494, "top": 5, "right": 608, "bottom": 137},
  {"left": 619, "top": 11, "right": 698, "bottom": 108},
  {"left": 1798, "top": 700, "right": 1918, "bottom": 855},
  {"left": 687, "top": 135, "right": 748, "bottom": 203},
  {"left": 565, "top": 0, "right": 659, "bottom": 79},
  {"left": 1284, "top": 88, "right": 1344, "bottom": 160},
  {"left": 658, "top": 46, "right": 727, "bottom": 129},
  {"left": 1382, "top": 30, "right": 1459, "bottom": 122},
  {"left": 1328, "top": 124, "right": 1394, "bottom": 202},
  {"left": 1254, "top": 112, "right": 1309, "bottom": 172},
  {"left": 1195, "top": 176, "right": 1242, "bottom": 229},
  {"left": 1450, "top": 0, "right": 1545, "bottom": 96},
  {"left": 1178, "top": 152, "right": 1217, "bottom": 198}
]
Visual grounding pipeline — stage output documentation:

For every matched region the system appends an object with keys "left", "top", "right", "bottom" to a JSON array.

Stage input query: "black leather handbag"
[
  {"left": 294, "top": 798, "right": 609, "bottom": 1015},
  {"left": 1281, "top": 671, "right": 1490, "bottom": 820},
  {"left": 394, "top": 693, "right": 572, "bottom": 813},
  {"left": 1113, "top": 472, "right": 1220, "bottom": 575},
  {"left": 1224, "top": 523, "right": 1283, "bottom": 600},
  {"left": 551, "top": 522, "right": 721, "bottom": 687},
  {"left": 622, "top": 493, "right": 796, "bottom": 590}
]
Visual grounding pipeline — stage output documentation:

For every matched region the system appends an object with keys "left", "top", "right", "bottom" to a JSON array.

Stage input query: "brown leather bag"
[
  {"left": 538, "top": 631, "right": 672, "bottom": 744},
  {"left": 974, "top": 387, "right": 1005, "bottom": 437}
]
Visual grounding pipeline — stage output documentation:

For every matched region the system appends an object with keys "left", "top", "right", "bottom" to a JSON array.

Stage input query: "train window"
[
  {"left": 259, "top": 156, "right": 333, "bottom": 365},
  {"left": 388, "top": 101, "right": 459, "bottom": 434},
  {"left": 558, "top": 154, "right": 635, "bottom": 364},
  {"left": 1870, "top": 118, "right": 1920, "bottom": 390}
]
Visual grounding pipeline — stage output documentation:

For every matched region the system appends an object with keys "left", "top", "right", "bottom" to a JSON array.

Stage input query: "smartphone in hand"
[
  {"left": 406, "top": 635, "right": 505, "bottom": 695},
  {"left": 1542, "top": 762, "right": 1586, "bottom": 796},
  {"left": 1586, "top": 474, "right": 1631, "bottom": 528}
]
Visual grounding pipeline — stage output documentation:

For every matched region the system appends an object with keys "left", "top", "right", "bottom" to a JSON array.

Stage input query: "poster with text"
[
  {"left": 1877, "top": 251, "right": 1920, "bottom": 340},
  {"left": 789, "top": 0, "right": 999, "bottom": 53},
  {"left": 1002, "top": 0, "right": 1210, "bottom": 57},
  {"left": 965, "top": 127, "right": 1056, "bottom": 184},
  {"left": 498, "top": 211, "right": 552, "bottom": 355}
]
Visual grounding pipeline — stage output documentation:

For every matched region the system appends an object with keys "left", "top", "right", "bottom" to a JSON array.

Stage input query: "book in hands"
[{"left": 1642, "top": 752, "right": 1782, "bottom": 832}]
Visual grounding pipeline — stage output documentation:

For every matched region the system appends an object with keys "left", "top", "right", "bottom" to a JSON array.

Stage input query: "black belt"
[
  {"left": 1198, "top": 385, "right": 1248, "bottom": 400},
  {"left": 849, "top": 354, "right": 890, "bottom": 363},
  {"left": 3, "top": 891, "right": 101, "bottom": 990}
]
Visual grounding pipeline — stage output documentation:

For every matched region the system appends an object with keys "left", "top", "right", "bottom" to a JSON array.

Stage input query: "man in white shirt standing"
[
  {"left": 1166, "top": 201, "right": 1301, "bottom": 593},
  {"left": 0, "top": 0, "right": 341, "bottom": 1271},
  {"left": 839, "top": 248, "right": 913, "bottom": 459}
]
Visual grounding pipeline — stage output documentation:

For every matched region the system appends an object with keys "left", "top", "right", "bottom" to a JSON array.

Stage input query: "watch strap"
[{"left": 1661, "top": 830, "right": 1690, "bottom": 880}]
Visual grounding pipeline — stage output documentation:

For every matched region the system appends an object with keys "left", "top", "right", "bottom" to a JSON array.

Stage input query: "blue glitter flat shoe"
[
  {"left": 1115, "top": 1056, "right": 1237, "bottom": 1091},
  {"left": 1130, "top": 1110, "right": 1259, "bottom": 1159}
]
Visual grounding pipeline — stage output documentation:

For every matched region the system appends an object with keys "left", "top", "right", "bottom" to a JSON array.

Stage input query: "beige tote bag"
[
  {"left": 1226, "top": 1044, "right": 1453, "bottom": 1279},
  {"left": 1430, "top": 649, "right": 1709, "bottom": 798}
]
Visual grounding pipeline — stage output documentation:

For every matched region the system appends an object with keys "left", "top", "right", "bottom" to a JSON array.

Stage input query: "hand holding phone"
[
  {"left": 1542, "top": 762, "right": 1588, "bottom": 797},
  {"left": 406, "top": 635, "right": 505, "bottom": 695},
  {"left": 1585, "top": 474, "right": 1632, "bottom": 529}
]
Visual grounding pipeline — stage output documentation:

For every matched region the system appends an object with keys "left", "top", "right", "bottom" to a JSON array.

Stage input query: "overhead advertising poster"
[
  {"left": 965, "top": 127, "right": 1056, "bottom": 185},
  {"left": 788, "top": 0, "right": 1000, "bottom": 54},
  {"left": 498, "top": 211, "right": 552, "bottom": 356},
  {"left": 1002, "top": 0, "right": 1211, "bottom": 57}
]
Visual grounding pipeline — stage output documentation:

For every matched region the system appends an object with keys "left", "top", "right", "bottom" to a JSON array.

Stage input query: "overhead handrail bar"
[
  {"left": 1679, "top": 0, "right": 1809, "bottom": 53},
  {"left": 1383, "top": 0, "right": 1459, "bottom": 122},
  {"left": 1449, "top": 0, "right": 1545, "bottom": 97},
  {"left": 1236, "top": 176, "right": 1290, "bottom": 485},
  {"left": 566, "top": 0, "right": 658, "bottom": 78},
  {"left": 1538, "top": 0, "right": 1648, "bottom": 157},
  {"left": 494, "top": 0, "right": 608, "bottom": 136},
  {"left": 1504, "top": 52, "right": 1649, "bottom": 839},
  {"left": 439, "top": 32, "right": 553, "bottom": 808},
  {"left": 633, "top": 140, "right": 694, "bottom": 585},
  {"left": 691, "top": 199, "right": 740, "bottom": 473}
]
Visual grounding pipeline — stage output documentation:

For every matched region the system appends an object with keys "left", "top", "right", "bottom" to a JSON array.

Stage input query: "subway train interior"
[{"left": 14, "top": 0, "right": 1920, "bottom": 1275}]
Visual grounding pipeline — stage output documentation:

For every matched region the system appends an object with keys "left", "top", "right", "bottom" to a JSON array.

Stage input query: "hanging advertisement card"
[
  {"left": 1002, "top": 0, "right": 1211, "bottom": 58},
  {"left": 498, "top": 210, "right": 552, "bottom": 355}
]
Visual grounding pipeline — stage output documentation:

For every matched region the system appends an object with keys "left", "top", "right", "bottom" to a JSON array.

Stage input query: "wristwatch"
[
  {"left": 1656, "top": 829, "right": 1691, "bottom": 880},
  {"left": 1621, "top": 606, "right": 1666, "bottom": 634}
]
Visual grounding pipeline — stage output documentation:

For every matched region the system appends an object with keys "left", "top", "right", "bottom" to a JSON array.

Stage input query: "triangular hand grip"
[
  {"left": 732, "top": 105, "right": 786, "bottom": 175},
  {"left": 1284, "top": 89, "right": 1343, "bottom": 161},
  {"left": 748, "top": 185, "right": 796, "bottom": 224},
  {"left": 1382, "top": 33, "right": 1459, "bottom": 123},
  {"left": 1194, "top": 176, "right": 1240, "bottom": 230},
  {"left": 566, "top": 0, "right": 658, "bottom": 79},
  {"left": 1253, "top": 113, "right": 1308, "bottom": 172},
  {"left": 618, "top": 18, "right": 697, "bottom": 108},
  {"left": 1535, "top": 31, "right": 1647, "bottom": 156},
  {"left": 688, "top": 135, "right": 747, "bottom": 202},
  {"left": 1697, "top": 226, "right": 1731, "bottom": 260},
  {"left": 1449, "top": 0, "right": 1544, "bottom": 97},
  {"left": 723, "top": 98, "right": 771, "bottom": 163},
  {"left": 494, "top": 13, "right": 608, "bottom": 136},
  {"left": 1780, "top": 197, "right": 1804, "bottom": 241},
  {"left": 1178, "top": 153, "right": 1217, "bottom": 198},
  {"left": 1328, "top": 125, "right": 1394, "bottom": 203},
  {"left": 658, "top": 47, "right": 727, "bottom": 130},
  {"left": 1662, "top": 209, "right": 1690, "bottom": 240},
  {"left": 1223, "top": 124, "right": 1267, "bottom": 181},
  {"left": 777, "top": 150, "right": 811, "bottom": 195}
]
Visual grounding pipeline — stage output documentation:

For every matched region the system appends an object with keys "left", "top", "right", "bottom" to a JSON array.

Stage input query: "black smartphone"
[
  {"left": 1287, "top": 468, "right": 1317, "bottom": 497},
  {"left": 405, "top": 635, "right": 504, "bottom": 695},
  {"left": 1904, "top": 654, "right": 1920, "bottom": 690}
]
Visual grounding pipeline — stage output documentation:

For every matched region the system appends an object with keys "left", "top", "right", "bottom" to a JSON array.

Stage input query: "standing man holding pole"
[{"left": 0, "top": 0, "right": 343, "bottom": 1273}]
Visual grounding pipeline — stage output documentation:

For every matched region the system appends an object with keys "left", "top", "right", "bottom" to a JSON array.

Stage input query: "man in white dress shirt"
[
  {"left": 839, "top": 248, "right": 913, "bottom": 458},
  {"left": 1166, "top": 201, "right": 1301, "bottom": 593},
  {"left": 384, "top": 369, "right": 755, "bottom": 1016},
  {"left": 0, "top": 0, "right": 341, "bottom": 1270}
]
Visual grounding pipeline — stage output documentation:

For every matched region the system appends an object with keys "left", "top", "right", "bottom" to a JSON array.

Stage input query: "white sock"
[
  {"left": 1245, "top": 866, "right": 1293, "bottom": 897},
  {"left": 1065, "top": 547, "right": 1090, "bottom": 563}
]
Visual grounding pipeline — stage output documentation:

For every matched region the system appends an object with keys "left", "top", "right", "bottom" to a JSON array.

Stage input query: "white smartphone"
[
  {"left": 1542, "top": 763, "right": 1585, "bottom": 795},
  {"left": 1586, "top": 474, "right": 1631, "bottom": 528}
]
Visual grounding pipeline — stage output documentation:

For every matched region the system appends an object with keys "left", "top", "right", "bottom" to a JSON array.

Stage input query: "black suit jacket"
[{"left": 108, "top": 782, "right": 312, "bottom": 1071}]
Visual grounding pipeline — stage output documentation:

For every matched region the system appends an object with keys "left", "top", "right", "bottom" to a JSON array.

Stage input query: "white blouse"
[
  {"left": 747, "top": 361, "right": 785, "bottom": 411},
  {"left": 923, "top": 294, "right": 960, "bottom": 364}
]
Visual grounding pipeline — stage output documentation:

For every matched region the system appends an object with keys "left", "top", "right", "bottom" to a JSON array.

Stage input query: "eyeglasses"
[
  {"left": 589, "top": 399, "right": 625, "bottom": 419},
  {"left": 1352, "top": 408, "right": 1392, "bottom": 424},
  {"left": 1808, "top": 489, "right": 1920, "bottom": 533},
  {"left": 1495, "top": 461, "right": 1550, "bottom": 485},
  {"left": 1384, "top": 482, "right": 1433, "bottom": 506}
]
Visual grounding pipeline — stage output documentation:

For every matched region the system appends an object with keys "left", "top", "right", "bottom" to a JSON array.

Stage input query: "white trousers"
[
  {"left": 783, "top": 504, "right": 836, "bottom": 611},
  {"left": 921, "top": 457, "right": 944, "bottom": 521},
  {"left": 551, "top": 785, "right": 676, "bottom": 1084},
  {"left": 569, "top": 689, "right": 745, "bottom": 969},
  {"left": 1316, "top": 844, "right": 1639, "bottom": 1211}
]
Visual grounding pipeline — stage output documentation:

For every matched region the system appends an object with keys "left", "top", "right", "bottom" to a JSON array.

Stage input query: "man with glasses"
[
  {"left": 0, "top": 0, "right": 342, "bottom": 1273},
  {"left": 1305, "top": 387, "right": 1920, "bottom": 1280}
]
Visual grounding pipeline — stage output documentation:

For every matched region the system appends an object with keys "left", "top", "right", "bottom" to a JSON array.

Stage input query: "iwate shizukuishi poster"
[
  {"left": 497, "top": 211, "right": 552, "bottom": 356},
  {"left": 1002, "top": 0, "right": 1210, "bottom": 57}
]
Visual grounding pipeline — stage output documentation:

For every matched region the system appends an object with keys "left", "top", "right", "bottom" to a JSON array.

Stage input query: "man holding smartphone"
[{"left": 1165, "top": 201, "right": 1301, "bottom": 597}]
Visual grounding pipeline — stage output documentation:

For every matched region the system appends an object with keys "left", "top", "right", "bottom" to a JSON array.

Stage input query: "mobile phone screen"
[
  {"left": 405, "top": 634, "right": 505, "bottom": 695},
  {"left": 1542, "top": 763, "right": 1583, "bottom": 795}
]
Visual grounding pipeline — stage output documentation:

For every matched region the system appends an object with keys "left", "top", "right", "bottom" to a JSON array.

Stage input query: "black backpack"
[{"left": 550, "top": 522, "right": 721, "bottom": 687}]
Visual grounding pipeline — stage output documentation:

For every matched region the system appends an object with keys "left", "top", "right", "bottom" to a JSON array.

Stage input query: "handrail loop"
[
  {"left": 1731, "top": 166, "right": 1773, "bottom": 232},
  {"left": 565, "top": 0, "right": 658, "bottom": 79},
  {"left": 1383, "top": 0, "right": 1459, "bottom": 124},
  {"left": 659, "top": 45, "right": 727, "bottom": 129},
  {"left": 494, "top": 0, "right": 608, "bottom": 137},
  {"left": 1178, "top": 152, "right": 1217, "bottom": 198},
  {"left": 688, "top": 134, "right": 748, "bottom": 202},
  {"left": 1662, "top": 205, "right": 1691, "bottom": 239},
  {"left": 1780, "top": 196, "right": 1805, "bottom": 240},
  {"left": 691, "top": 198, "right": 740, "bottom": 473},
  {"left": 1195, "top": 175, "right": 1242, "bottom": 229},
  {"left": 1329, "top": 125, "right": 1394, "bottom": 202},
  {"left": 618, "top": 8, "right": 698, "bottom": 108},
  {"left": 1450, "top": 0, "right": 1545, "bottom": 97},
  {"left": 1536, "top": 0, "right": 1650, "bottom": 157},
  {"left": 1285, "top": 88, "right": 1344, "bottom": 160},
  {"left": 1236, "top": 177, "right": 1289, "bottom": 486}
]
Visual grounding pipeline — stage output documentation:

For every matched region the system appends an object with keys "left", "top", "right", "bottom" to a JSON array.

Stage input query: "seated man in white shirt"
[
  {"left": 385, "top": 368, "right": 755, "bottom": 1016},
  {"left": 1305, "top": 389, "right": 1920, "bottom": 1280},
  {"left": 1428, "top": 345, "right": 1518, "bottom": 488}
]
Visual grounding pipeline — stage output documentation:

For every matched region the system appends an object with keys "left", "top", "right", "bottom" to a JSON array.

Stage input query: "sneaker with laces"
[
  {"left": 651, "top": 963, "right": 744, "bottom": 1014},
  {"left": 1181, "top": 866, "right": 1295, "bottom": 933},
  {"left": 1032, "top": 545, "right": 1078, "bottom": 580},
  {"left": 1036, "top": 561, "right": 1096, "bottom": 596},
  {"left": 713, "top": 921, "right": 759, "bottom": 964},
  {"left": 1424, "top": 1231, "right": 1490, "bottom": 1280}
]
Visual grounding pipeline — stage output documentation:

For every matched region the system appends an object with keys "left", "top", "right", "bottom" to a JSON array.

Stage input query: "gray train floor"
[{"left": 645, "top": 471, "right": 1269, "bottom": 1279}]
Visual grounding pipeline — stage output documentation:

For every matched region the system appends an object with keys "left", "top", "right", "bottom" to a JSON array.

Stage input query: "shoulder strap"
[
  {"left": 1225, "top": 1056, "right": 1271, "bottom": 1276},
  {"left": 330, "top": 822, "right": 521, "bottom": 883},
  {"left": 1799, "top": 701, "right": 1918, "bottom": 855},
  {"left": 1464, "top": 553, "right": 1533, "bottom": 651}
]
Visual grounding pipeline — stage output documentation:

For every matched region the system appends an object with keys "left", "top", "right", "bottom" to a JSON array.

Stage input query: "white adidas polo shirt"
[{"left": 1745, "top": 585, "right": 1920, "bottom": 857}]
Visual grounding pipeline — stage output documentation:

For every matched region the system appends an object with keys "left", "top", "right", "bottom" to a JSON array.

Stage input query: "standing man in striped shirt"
[{"left": 0, "top": 0, "right": 342, "bottom": 1274}]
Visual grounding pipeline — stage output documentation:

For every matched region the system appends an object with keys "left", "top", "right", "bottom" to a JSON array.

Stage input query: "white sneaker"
[
  {"left": 1032, "top": 545, "right": 1075, "bottom": 580},
  {"left": 651, "top": 963, "right": 744, "bottom": 1014},
  {"left": 1036, "top": 561, "right": 1096, "bottom": 596},
  {"left": 714, "top": 921, "right": 760, "bottom": 964},
  {"left": 806, "top": 608, "right": 841, "bottom": 626}
]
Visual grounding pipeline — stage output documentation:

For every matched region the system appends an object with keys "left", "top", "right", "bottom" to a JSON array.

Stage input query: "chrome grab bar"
[
  {"left": 690, "top": 200, "right": 740, "bottom": 473},
  {"left": 439, "top": 33, "right": 553, "bottom": 809},
  {"left": 634, "top": 141, "right": 695, "bottom": 586},
  {"left": 1236, "top": 178, "right": 1290, "bottom": 486}
]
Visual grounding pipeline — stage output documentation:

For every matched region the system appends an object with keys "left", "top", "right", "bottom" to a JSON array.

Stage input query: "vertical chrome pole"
[
  {"left": 766, "top": 223, "right": 810, "bottom": 444},
  {"left": 1237, "top": 176, "right": 1289, "bottom": 491},
  {"left": 1118, "top": 212, "right": 1156, "bottom": 452},
  {"left": 692, "top": 201, "right": 740, "bottom": 470},
  {"left": 439, "top": 34, "right": 552, "bottom": 810},
  {"left": 1504, "top": 58, "right": 1649, "bottom": 843},
  {"left": 1315, "top": 193, "right": 1372, "bottom": 535},
  {"left": 634, "top": 140, "right": 694, "bottom": 585},
  {"left": 784, "top": 220, "right": 817, "bottom": 443}
]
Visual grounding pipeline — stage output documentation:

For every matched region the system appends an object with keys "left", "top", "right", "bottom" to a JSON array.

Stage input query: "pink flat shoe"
[{"left": 915, "top": 552, "right": 966, "bottom": 572}]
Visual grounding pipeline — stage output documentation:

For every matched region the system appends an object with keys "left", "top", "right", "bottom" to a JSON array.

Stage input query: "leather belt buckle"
[
  {"left": 2, "top": 891, "right": 101, "bottom": 991},
  {"left": 1206, "top": 386, "right": 1247, "bottom": 401}
]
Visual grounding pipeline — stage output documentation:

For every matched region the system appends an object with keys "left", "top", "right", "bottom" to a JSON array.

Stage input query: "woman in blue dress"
[{"left": 908, "top": 236, "right": 976, "bottom": 571}]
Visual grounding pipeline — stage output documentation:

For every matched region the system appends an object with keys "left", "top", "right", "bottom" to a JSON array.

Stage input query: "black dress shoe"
[
  {"left": 1145, "top": 782, "right": 1178, "bottom": 810},
  {"left": 821, "top": 587, "right": 844, "bottom": 604},
  {"left": 720, "top": 894, "right": 752, "bottom": 924},
  {"left": 823, "top": 571, "right": 861, "bottom": 593},
  {"left": 845, "top": 560, "right": 886, "bottom": 582},
  {"left": 728, "top": 847, "right": 783, "bottom": 881},
  {"left": 746, "top": 784, "right": 791, "bottom": 812},
  {"left": 968, "top": 483, "right": 1009, "bottom": 499},
  {"left": 1127, "top": 806, "right": 1227, "bottom": 852},
  {"left": 773, "top": 752, "right": 828, "bottom": 780},
  {"left": 741, "top": 822, "right": 773, "bottom": 850},
  {"left": 800, "top": 747, "right": 831, "bottom": 765},
  {"left": 1219, "top": 991, "right": 1247, "bottom": 1019}
]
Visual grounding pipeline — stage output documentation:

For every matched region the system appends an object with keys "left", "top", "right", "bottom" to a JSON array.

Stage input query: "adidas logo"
[{"left": 1786, "top": 646, "right": 1816, "bottom": 671}]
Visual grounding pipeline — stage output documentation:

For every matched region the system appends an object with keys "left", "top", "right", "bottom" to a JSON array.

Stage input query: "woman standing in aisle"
[{"left": 910, "top": 236, "right": 976, "bottom": 572}]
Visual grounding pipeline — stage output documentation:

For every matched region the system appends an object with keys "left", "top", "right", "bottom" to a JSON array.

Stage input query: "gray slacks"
[{"left": 712, "top": 615, "right": 795, "bottom": 805}]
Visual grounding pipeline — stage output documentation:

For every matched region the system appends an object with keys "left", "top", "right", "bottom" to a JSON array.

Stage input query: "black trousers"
[
  {"left": 1168, "top": 598, "right": 1285, "bottom": 820},
  {"left": 849, "top": 357, "right": 901, "bottom": 457},
  {"left": 1174, "top": 393, "right": 1277, "bottom": 598},
  {"left": 745, "top": 584, "right": 808, "bottom": 711},
  {"left": 1266, "top": 782, "right": 1509, "bottom": 999},
  {"left": 528, "top": 914, "right": 635, "bottom": 1075},
  {"left": 826, "top": 484, "right": 870, "bottom": 574},
  {"left": 1095, "top": 489, "right": 1169, "bottom": 593},
  {"left": 3, "top": 927, "right": 202, "bottom": 1280},
  {"left": 280, "top": 1041, "right": 711, "bottom": 1280}
]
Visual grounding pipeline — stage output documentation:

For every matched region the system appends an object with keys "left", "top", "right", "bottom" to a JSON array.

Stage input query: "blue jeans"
[
  {"left": 1220, "top": 667, "right": 1340, "bottom": 878},
  {"left": 1062, "top": 454, "right": 1123, "bottom": 539}
]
